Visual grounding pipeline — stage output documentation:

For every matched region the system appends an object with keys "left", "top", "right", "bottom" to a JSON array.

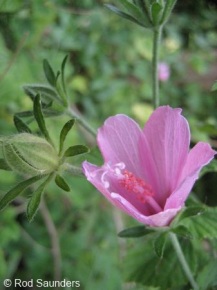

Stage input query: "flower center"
[{"left": 119, "top": 170, "right": 154, "bottom": 204}]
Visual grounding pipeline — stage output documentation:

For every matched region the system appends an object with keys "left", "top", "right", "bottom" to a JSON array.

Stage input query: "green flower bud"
[{"left": 2, "top": 133, "right": 59, "bottom": 176}]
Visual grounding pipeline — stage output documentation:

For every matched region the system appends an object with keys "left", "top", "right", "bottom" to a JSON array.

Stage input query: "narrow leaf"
[
  {"left": 105, "top": 4, "right": 145, "bottom": 27},
  {"left": 59, "top": 119, "right": 75, "bottom": 154},
  {"left": 61, "top": 55, "right": 68, "bottom": 94},
  {"left": 33, "top": 94, "right": 52, "bottom": 144},
  {"left": 64, "top": 145, "right": 89, "bottom": 158},
  {"left": 118, "top": 225, "right": 156, "bottom": 238},
  {"left": 119, "top": 0, "right": 144, "bottom": 21},
  {"left": 43, "top": 59, "right": 56, "bottom": 87},
  {"left": 160, "top": 0, "right": 177, "bottom": 24},
  {"left": 0, "top": 175, "right": 43, "bottom": 211},
  {"left": 13, "top": 115, "right": 32, "bottom": 133},
  {"left": 55, "top": 175, "right": 70, "bottom": 192},
  {"left": 0, "top": 159, "right": 11, "bottom": 171},
  {"left": 153, "top": 233, "right": 167, "bottom": 258},
  {"left": 27, "top": 175, "right": 52, "bottom": 222}
]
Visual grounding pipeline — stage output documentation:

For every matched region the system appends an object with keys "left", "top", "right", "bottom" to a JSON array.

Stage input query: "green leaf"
[
  {"left": 125, "top": 237, "right": 198, "bottom": 288},
  {"left": 63, "top": 145, "right": 89, "bottom": 158},
  {"left": 33, "top": 94, "right": 53, "bottom": 144},
  {"left": 153, "top": 232, "right": 167, "bottom": 258},
  {"left": 0, "top": 159, "right": 11, "bottom": 171},
  {"left": 105, "top": 4, "right": 145, "bottom": 27},
  {"left": 160, "top": 0, "right": 177, "bottom": 24},
  {"left": 174, "top": 205, "right": 205, "bottom": 223},
  {"left": 13, "top": 115, "right": 32, "bottom": 133},
  {"left": 118, "top": 225, "right": 156, "bottom": 238},
  {"left": 43, "top": 59, "right": 56, "bottom": 87},
  {"left": 0, "top": 175, "right": 43, "bottom": 211},
  {"left": 59, "top": 119, "right": 75, "bottom": 154},
  {"left": 179, "top": 206, "right": 217, "bottom": 239},
  {"left": 61, "top": 55, "right": 68, "bottom": 94},
  {"left": 200, "top": 159, "right": 217, "bottom": 177},
  {"left": 27, "top": 175, "right": 52, "bottom": 222},
  {"left": 119, "top": 0, "right": 143, "bottom": 21},
  {"left": 23, "top": 84, "right": 63, "bottom": 105},
  {"left": 171, "top": 225, "right": 192, "bottom": 239},
  {"left": 55, "top": 174, "right": 70, "bottom": 192},
  {"left": 151, "top": 2, "right": 163, "bottom": 25},
  {"left": 211, "top": 81, "right": 217, "bottom": 91},
  {"left": 197, "top": 260, "right": 217, "bottom": 289}
]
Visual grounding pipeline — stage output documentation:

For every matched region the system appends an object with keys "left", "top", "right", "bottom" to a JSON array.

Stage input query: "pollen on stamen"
[{"left": 119, "top": 170, "right": 154, "bottom": 204}]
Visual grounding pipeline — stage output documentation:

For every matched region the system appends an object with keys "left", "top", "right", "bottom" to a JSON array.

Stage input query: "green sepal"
[
  {"left": 105, "top": 4, "right": 145, "bottom": 27},
  {"left": 59, "top": 119, "right": 75, "bottom": 155},
  {"left": 55, "top": 174, "right": 70, "bottom": 192},
  {"left": 63, "top": 145, "right": 89, "bottom": 158},
  {"left": 151, "top": 2, "right": 163, "bottom": 25},
  {"left": 0, "top": 175, "right": 43, "bottom": 211},
  {"left": 0, "top": 159, "right": 11, "bottom": 171},
  {"left": 153, "top": 232, "right": 167, "bottom": 258},
  {"left": 118, "top": 225, "right": 156, "bottom": 238},
  {"left": 33, "top": 94, "right": 53, "bottom": 145},
  {"left": 27, "top": 174, "right": 52, "bottom": 222},
  {"left": 43, "top": 59, "right": 56, "bottom": 87},
  {"left": 13, "top": 115, "right": 32, "bottom": 133}
]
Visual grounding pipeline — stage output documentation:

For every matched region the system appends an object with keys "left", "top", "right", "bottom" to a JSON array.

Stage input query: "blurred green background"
[{"left": 0, "top": 0, "right": 217, "bottom": 289}]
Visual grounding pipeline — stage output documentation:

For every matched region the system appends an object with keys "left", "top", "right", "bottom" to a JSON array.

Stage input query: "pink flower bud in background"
[{"left": 158, "top": 62, "right": 170, "bottom": 82}]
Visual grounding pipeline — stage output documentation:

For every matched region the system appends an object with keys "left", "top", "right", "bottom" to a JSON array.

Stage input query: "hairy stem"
[
  {"left": 67, "top": 107, "right": 97, "bottom": 138},
  {"left": 40, "top": 198, "right": 62, "bottom": 283},
  {"left": 152, "top": 26, "right": 162, "bottom": 109},
  {"left": 169, "top": 233, "right": 199, "bottom": 290}
]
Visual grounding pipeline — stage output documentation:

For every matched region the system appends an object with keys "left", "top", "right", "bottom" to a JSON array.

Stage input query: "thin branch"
[{"left": 40, "top": 198, "right": 62, "bottom": 283}]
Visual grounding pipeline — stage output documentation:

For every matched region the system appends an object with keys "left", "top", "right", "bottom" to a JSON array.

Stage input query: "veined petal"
[
  {"left": 142, "top": 106, "right": 190, "bottom": 205},
  {"left": 97, "top": 114, "right": 143, "bottom": 177},
  {"left": 111, "top": 192, "right": 181, "bottom": 227},
  {"left": 165, "top": 142, "right": 216, "bottom": 209}
]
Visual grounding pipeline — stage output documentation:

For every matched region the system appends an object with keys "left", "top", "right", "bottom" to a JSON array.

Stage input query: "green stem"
[
  {"left": 61, "top": 163, "right": 84, "bottom": 176},
  {"left": 152, "top": 25, "right": 162, "bottom": 109},
  {"left": 67, "top": 107, "right": 97, "bottom": 138},
  {"left": 169, "top": 233, "right": 199, "bottom": 290}
]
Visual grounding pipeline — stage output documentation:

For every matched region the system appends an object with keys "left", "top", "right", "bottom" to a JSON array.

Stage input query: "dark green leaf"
[
  {"left": 0, "top": 175, "right": 43, "bottom": 211},
  {"left": 105, "top": 4, "right": 145, "bottom": 27},
  {"left": 61, "top": 55, "right": 68, "bottom": 94},
  {"left": 64, "top": 145, "right": 89, "bottom": 158},
  {"left": 176, "top": 205, "right": 205, "bottom": 223},
  {"left": 118, "top": 225, "right": 156, "bottom": 238},
  {"left": 13, "top": 115, "right": 32, "bottom": 133},
  {"left": 55, "top": 175, "right": 70, "bottom": 192},
  {"left": 23, "top": 84, "right": 63, "bottom": 105},
  {"left": 171, "top": 225, "right": 192, "bottom": 239},
  {"left": 151, "top": 2, "right": 163, "bottom": 25},
  {"left": 33, "top": 94, "right": 52, "bottom": 144},
  {"left": 200, "top": 159, "right": 217, "bottom": 177},
  {"left": 43, "top": 59, "right": 56, "bottom": 87},
  {"left": 59, "top": 119, "right": 75, "bottom": 154},
  {"left": 0, "top": 159, "right": 11, "bottom": 171},
  {"left": 153, "top": 232, "right": 167, "bottom": 258},
  {"left": 27, "top": 175, "right": 52, "bottom": 222}
]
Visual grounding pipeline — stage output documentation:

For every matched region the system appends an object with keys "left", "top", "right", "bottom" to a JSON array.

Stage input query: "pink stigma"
[{"left": 119, "top": 170, "right": 154, "bottom": 204}]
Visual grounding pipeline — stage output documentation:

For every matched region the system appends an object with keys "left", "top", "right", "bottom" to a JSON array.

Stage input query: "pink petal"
[
  {"left": 141, "top": 106, "right": 190, "bottom": 206},
  {"left": 111, "top": 193, "right": 181, "bottom": 227},
  {"left": 165, "top": 142, "right": 216, "bottom": 209},
  {"left": 97, "top": 115, "right": 143, "bottom": 177}
]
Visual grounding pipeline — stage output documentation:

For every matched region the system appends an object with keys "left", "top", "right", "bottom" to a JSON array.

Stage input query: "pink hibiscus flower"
[{"left": 83, "top": 106, "right": 216, "bottom": 227}]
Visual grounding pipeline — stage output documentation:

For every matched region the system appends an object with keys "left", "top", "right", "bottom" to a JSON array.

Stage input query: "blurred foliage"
[{"left": 0, "top": 0, "right": 217, "bottom": 289}]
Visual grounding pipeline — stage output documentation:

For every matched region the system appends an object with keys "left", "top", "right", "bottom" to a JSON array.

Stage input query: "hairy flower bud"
[{"left": 2, "top": 133, "right": 59, "bottom": 176}]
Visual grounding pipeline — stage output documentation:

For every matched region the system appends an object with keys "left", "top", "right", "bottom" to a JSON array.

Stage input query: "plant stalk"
[
  {"left": 152, "top": 25, "right": 162, "bottom": 109},
  {"left": 169, "top": 232, "right": 199, "bottom": 290}
]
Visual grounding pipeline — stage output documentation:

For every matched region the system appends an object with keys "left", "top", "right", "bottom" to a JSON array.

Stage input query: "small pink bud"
[{"left": 158, "top": 62, "right": 170, "bottom": 82}]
